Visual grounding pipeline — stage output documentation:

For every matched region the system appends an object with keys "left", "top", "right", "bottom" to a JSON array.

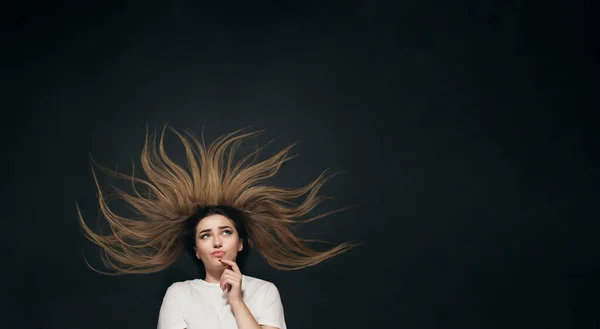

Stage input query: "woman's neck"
[{"left": 203, "top": 267, "right": 225, "bottom": 283}]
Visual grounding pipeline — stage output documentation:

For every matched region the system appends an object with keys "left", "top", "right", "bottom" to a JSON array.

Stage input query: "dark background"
[{"left": 1, "top": 0, "right": 597, "bottom": 328}]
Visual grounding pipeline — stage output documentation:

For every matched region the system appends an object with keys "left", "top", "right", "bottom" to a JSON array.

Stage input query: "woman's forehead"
[{"left": 196, "top": 214, "right": 235, "bottom": 230}]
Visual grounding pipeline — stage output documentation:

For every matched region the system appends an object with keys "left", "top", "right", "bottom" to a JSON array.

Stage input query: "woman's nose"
[{"left": 213, "top": 236, "right": 222, "bottom": 247}]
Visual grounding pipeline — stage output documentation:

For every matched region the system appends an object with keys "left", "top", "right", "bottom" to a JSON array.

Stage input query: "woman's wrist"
[{"left": 229, "top": 299, "right": 245, "bottom": 308}]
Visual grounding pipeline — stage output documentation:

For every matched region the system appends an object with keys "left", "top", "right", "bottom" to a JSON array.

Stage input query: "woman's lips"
[{"left": 212, "top": 251, "right": 225, "bottom": 257}]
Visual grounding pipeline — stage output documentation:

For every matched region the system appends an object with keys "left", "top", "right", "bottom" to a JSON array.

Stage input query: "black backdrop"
[{"left": 2, "top": 1, "right": 597, "bottom": 328}]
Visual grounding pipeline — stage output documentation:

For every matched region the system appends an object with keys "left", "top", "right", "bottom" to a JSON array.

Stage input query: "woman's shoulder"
[
  {"left": 242, "top": 274, "right": 276, "bottom": 288},
  {"left": 241, "top": 275, "right": 283, "bottom": 297},
  {"left": 163, "top": 278, "right": 198, "bottom": 296}
]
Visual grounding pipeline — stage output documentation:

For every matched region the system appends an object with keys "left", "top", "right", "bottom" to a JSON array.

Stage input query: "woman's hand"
[{"left": 219, "top": 259, "right": 244, "bottom": 304}]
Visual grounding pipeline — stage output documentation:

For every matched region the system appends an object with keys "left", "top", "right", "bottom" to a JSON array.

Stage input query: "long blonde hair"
[{"left": 77, "top": 125, "right": 360, "bottom": 275}]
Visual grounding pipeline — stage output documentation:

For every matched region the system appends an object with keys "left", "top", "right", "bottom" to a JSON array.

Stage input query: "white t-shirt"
[{"left": 157, "top": 275, "right": 287, "bottom": 329}]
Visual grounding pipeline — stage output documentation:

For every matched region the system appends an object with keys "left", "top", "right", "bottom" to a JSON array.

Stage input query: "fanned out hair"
[{"left": 77, "top": 125, "right": 360, "bottom": 275}]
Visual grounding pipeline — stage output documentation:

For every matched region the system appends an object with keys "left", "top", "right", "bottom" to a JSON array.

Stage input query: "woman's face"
[{"left": 193, "top": 214, "right": 243, "bottom": 268}]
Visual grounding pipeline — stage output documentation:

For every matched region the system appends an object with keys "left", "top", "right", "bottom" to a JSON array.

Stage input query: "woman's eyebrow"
[{"left": 198, "top": 226, "right": 232, "bottom": 235}]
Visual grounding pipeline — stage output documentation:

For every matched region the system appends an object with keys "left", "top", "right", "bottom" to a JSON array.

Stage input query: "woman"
[{"left": 77, "top": 125, "right": 360, "bottom": 329}]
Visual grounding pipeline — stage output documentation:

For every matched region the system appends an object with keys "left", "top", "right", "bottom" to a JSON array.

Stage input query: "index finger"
[{"left": 219, "top": 259, "right": 241, "bottom": 273}]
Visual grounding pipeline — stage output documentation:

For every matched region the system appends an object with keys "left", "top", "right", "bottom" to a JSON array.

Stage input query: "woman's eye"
[{"left": 199, "top": 230, "right": 232, "bottom": 239}]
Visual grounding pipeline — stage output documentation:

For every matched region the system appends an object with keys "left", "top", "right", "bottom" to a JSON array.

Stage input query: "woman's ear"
[{"left": 239, "top": 239, "right": 243, "bottom": 252}]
